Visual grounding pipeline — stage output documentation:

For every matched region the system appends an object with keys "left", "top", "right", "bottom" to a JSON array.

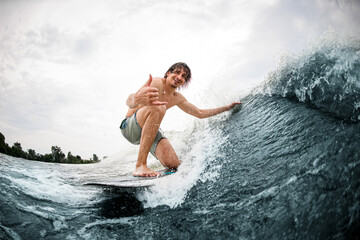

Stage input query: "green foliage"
[
  {"left": 43, "top": 154, "right": 53, "bottom": 162},
  {"left": 11, "top": 142, "right": 26, "bottom": 158},
  {"left": 0, "top": 132, "right": 100, "bottom": 164},
  {"left": 92, "top": 154, "right": 99, "bottom": 162},
  {"left": 67, "top": 151, "right": 77, "bottom": 163},
  {"left": 27, "top": 149, "right": 37, "bottom": 160},
  {"left": 0, "top": 132, "right": 7, "bottom": 154},
  {"left": 51, "top": 146, "right": 65, "bottom": 163}
]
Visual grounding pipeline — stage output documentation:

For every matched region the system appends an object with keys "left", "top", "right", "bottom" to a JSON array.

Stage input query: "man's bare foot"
[{"left": 133, "top": 165, "right": 160, "bottom": 177}]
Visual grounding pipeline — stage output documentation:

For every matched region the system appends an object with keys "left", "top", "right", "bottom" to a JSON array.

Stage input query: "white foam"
[
  {"left": 138, "top": 123, "right": 227, "bottom": 208},
  {"left": 16, "top": 203, "right": 68, "bottom": 231},
  {"left": 76, "top": 218, "right": 135, "bottom": 240},
  {"left": 3, "top": 172, "right": 99, "bottom": 206}
]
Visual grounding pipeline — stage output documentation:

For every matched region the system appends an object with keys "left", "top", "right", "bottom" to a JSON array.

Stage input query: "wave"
[
  {"left": 1, "top": 33, "right": 360, "bottom": 239},
  {"left": 257, "top": 32, "right": 360, "bottom": 122},
  {"left": 137, "top": 122, "right": 228, "bottom": 208}
]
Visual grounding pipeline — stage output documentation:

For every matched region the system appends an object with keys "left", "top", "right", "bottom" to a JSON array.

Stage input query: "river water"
[{"left": 1, "top": 35, "right": 360, "bottom": 239}]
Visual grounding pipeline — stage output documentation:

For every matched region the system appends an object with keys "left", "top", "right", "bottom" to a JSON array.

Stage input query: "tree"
[
  {"left": 51, "top": 146, "right": 65, "bottom": 163},
  {"left": 27, "top": 149, "right": 37, "bottom": 160},
  {"left": 11, "top": 142, "right": 26, "bottom": 158},
  {"left": 67, "top": 151, "right": 77, "bottom": 163},
  {"left": 0, "top": 132, "right": 100, "bottom": 164},
  {"left": 43, "top": 153, "right": 52, "bottom": 162},
  {"left": 0, "top": 132, "right": 7, "bottom": 154},
  {"left": 92, "top": 154, "right": 99, "bottom": 162},
  {"left": 75, "top": 155, "right": 82, "bottom": 164}
]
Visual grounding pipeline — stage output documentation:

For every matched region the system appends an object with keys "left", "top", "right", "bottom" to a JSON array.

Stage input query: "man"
[{"left": 120, "top": 62, "right": 241, "bottom": 177}]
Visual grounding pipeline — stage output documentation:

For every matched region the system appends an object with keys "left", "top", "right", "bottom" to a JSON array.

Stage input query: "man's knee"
[
  {"left": 148, "top": 105, "right": 166, "bottom": 118},
  {"left": 150, "top": 105, "right": 166, "bottom": 113},
  {"left": 136, "top": 105, "right": 166, "bottom": 128},
  {"left": 166, "top": 159, "right": 180, "bottom": 170}
]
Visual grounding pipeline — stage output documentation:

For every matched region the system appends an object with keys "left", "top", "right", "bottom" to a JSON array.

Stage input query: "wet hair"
[{"left": 164, "top": 62, "right": 192, "bottom": 88}]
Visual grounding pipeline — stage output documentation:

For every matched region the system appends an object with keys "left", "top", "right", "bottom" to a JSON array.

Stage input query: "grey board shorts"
[{"left": 120, "top": 111, "right": 166, "bottom": 159}]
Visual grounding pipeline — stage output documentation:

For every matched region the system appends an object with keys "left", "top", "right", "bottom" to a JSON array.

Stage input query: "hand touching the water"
[{"left": 226, "top": 102, "right": 242, "bottom": 110}]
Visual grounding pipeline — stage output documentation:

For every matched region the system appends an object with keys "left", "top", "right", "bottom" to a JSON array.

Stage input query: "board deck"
[{"left": 84, "top": 169, "right": 176, "bottom": 189}]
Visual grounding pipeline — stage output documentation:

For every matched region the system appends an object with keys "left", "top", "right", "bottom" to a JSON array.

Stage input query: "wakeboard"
[{"left": 84, "top": 169, "right": 176, "bottom": 189}]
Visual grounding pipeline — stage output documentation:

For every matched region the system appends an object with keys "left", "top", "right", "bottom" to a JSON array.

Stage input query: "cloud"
[
  {"left": 224, "top": 0, "right": 360, "bottom": 85},
  {"left": 73, "top": 35, "right": 97, "bottom": 58},
  {"left": 0, "top": 0, "right": 359, "bottom": 158}
]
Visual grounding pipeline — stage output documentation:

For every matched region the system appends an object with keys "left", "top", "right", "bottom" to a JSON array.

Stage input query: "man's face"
[{"left": 167, "top": 68, "right": 188, "bottom": 89}]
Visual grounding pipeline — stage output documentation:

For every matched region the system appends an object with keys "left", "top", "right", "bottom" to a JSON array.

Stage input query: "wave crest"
[{"left": 260, "top": 33, "right": 360, "bottom": 122}]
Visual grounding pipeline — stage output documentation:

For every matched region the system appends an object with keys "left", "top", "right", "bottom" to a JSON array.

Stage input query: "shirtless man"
[{"left": 120, "top": 62, "right": 241, "bottom": 177}]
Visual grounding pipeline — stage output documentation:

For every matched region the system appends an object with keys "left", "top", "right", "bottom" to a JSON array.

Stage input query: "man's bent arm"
[
  {"left": 178, "top": 100, "right": 241, "bottom": 119},
  {"left": 126, "top": 94, "right": 139, "bottom": 109},
  {"left": 126, "top": 75, "right": 167, "bottom": 109}
]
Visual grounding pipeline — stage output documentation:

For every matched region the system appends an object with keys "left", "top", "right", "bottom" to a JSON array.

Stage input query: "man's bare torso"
[{"left": 126, "top": 77, "right": 185, "bottom": 117}]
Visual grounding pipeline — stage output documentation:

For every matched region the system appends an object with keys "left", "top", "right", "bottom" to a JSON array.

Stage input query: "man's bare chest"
[{"left": 159, "top": 92, "right": 181, "bottom": 109}]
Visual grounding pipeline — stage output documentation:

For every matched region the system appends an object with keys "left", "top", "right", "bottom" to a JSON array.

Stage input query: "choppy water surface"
[{"left": 1, "top": 35, "right": 360, "bottom": 239}]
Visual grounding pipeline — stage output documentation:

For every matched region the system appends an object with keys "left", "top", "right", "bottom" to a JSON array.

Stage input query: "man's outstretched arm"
[
  {"left": 126, "top": 74, "right": 167, "bottom": 108},
  {"left": 178, "top": 98, "right": 241, "bottom": 119}
]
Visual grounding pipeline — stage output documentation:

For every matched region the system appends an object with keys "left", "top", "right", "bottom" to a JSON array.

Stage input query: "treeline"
[{"left": 0, "top": 132, "right": 100, "bottom": 164}]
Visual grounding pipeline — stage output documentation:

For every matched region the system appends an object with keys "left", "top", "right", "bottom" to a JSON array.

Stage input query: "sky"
[{"left": 0, "top": 0, "right": 359, "bottom": 159}]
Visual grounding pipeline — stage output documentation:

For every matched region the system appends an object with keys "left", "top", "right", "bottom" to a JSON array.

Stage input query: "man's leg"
[
  {"left": 134, "top": 105, "right": 166, "bottom": 177},
  {"left": 155, "top": 138, "right": 181, "bottom": 170}
]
